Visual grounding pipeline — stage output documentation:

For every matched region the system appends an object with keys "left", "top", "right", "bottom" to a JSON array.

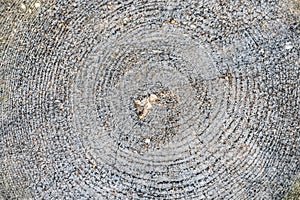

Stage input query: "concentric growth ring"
[{"left": 0, "top": 0, "right": 299, "bottom": 199}]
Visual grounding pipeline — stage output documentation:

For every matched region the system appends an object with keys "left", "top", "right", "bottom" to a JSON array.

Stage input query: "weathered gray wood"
[{"left": 0, "top": 0, "right": 299, "bottom": 199}]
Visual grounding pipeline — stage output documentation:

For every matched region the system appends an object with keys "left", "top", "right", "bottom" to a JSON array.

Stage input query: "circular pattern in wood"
[{"left": 0, "top": 0, "right": 299, "bottom": 199}]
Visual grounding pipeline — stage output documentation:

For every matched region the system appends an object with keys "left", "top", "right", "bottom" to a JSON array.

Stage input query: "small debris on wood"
[
  {"left": 170, "top": 19, "right": 179, "bottom": 25},
  {"left": 144, "top": 138, "right": 151, "bottom": 144},
  {"left": 163, "top": 18, "right": 179, "bottom": 26},
  {"left": 219, "top": 72, "right": 233, "bottom": 85},
  {"left": 149, "top": 94, "right": 158, "bottom": 104},
  {"left": 134, "top": 94, "right": 158, "bottom": 120}
]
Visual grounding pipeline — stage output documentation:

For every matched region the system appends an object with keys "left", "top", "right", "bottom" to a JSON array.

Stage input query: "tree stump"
[{"left": 0, "top": 0, "right": 299, "bottom": 199}]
